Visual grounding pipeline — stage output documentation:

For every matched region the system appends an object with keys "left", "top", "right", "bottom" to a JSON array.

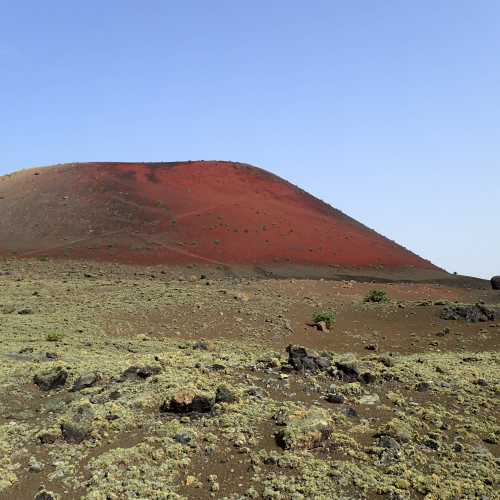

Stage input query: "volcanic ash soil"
[{"left": 0, "top": 259, "right": 499, "bottom": 499}]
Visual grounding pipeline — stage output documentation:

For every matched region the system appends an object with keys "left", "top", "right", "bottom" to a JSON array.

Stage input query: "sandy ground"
[{"left": 0, "top": 259, "right": 498, "bottom": 499}]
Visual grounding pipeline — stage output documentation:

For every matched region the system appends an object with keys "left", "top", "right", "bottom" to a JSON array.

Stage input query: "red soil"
[{"left": 0, "top": 161, "right": 439, "bottom": 271}]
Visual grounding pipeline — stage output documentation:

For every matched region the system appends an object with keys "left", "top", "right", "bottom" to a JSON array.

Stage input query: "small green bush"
[
  {"left": 46, "top": 332, "right": 64, "bottom": 342},
  {"left": 312, "top": 311, "right": 336, "bottom": 328},
  {"left": 365, "top": 289, "right": 389, "bottom": 303}
]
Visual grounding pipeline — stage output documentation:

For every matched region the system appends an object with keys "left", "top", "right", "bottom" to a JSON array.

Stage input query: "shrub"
[
  {"left": 365, "top": 290, "right": 389, "bottom": 303},
  {"left": 47, "top": 332, "right": 64, "bottom": 342},
  {"left": 312, "top": 311, "right": 336, "bottom": 328}
]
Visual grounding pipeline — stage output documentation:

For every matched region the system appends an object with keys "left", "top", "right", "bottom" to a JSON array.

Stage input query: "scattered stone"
[
  {"left": 376, "top": 418, "right": 413, "bottom": 443},
  {"left": 109, "top": 390, "right": 121, "bottom": 400},
  {"left": 360, "top": 371, "right": 377, "bottom": 384},
  {"left": 34, "top": 489, "right": 59, "bottom": 500},
  {"left": 378, "top": 354, "right": 395, "bottom": 367},
  {"left": 315, "top": 320, "right": 329, "bottom": 333},
  {"left": 335, "top": 360, "right": 360, "bottom": 379},
  {"left": 365, "top": 343, "right": 378, "bottom": 351},
  {"left": 424, "top": 438, "right": 440, "bottom": 450},
  {"left": 436, "top": 327, "right": 450, "bottom": 337},
  {"left": 440, "top": 304, "right": 496, "bottom": 322},
  {"left": 325, "top": 393, "right": 345, "bottom": 404},
  {"left": 215, "top": 385, "right": 238, "bottom": 404},
  {"left": 475, "top": 378, "right": 488, "bottom": 386},
  {"left": 359, "top": 393, "right": 380, "bottom": 405},
  {"left": 121, "top": 365, "right": 161, "bottom": 380},
  {"left": 29, "top": 457, "right": 45, "bottom": 473},
  {"left": 174, "top": 432, "right": 193, "bottom": 445},
  {"left": 61, "top": 404, "right": 96, "bottom": 443},
  {"left": 210, "top": 363, "right": 226, "bottom": 371},
  {"left": 275, "top": 407, "right": 332, "bottom": 450},
  {"left": 1, "top": 305, "right": 16, "bottom": 314},
  {"left": 192, "top": 341, "right": 209, "bottom": 350},
  {"left": 36, "top": 427, "right": 61, "bottom": 444},
  {"left": 18, "top": 307, "right": 34, "bottom": 315},
  {"left": 344, "top": 407, "right": 358, "bottom": 418},
  {"left": 377, "top": 435, "right": 400, "bottom": 450},
  {"left": 33, "top": 367, "right": 68, "bottom": 391},
  {"left": 161, "top": 390, "right": 215, "bottom": 414},
  {"left": 286, "top": 345, "right": 331, "bottom": 372},
  {"left": 71, "top": 371, "right": 101, "bottom": 392},
  {"left": 415, "top": 381, "right": 431, "bottom": 392}
]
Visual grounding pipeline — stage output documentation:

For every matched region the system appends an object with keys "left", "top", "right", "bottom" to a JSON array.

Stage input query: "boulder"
[
  {"left": 121, "top": 365, "right": 161, "bottom": 381},
  {"left": 71, "top": 371, "right": 101, "bottom": 391},
  {"left": 440, "top": 304, "right": 496, "bottom": 322},
  {"left": 491, "top": 276, "right": 500, "bottom": 290},
  {"left": 34, "top": 489, "right": 59, "bottom": 500},
  {"left": 60, "top": 404, "right": 96, "bottom": 443},
  {"left": 275, "top": 407, "right": 332, "bottom": 450},
  {"left": 335, "top": 360, "right": 361, "bottom": 380},
  {"left": 215, "top": 385, "right": 238, "bottom": 404},
  {"left": 161, "top": 390, "right": 214, "bottom": 414},
  {"left": 33, "top": 367, "right": 68, "bottom": 391},
  {"left": 286, "top": 345, "right": 331, "bottom": 372}
]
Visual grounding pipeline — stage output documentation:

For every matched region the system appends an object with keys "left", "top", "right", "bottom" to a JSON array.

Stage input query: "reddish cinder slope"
[{"left": 0, "top": 161, "right": 438, "bottom": 270}]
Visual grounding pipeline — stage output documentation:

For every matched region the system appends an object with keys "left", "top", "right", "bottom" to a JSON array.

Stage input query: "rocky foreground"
[{"left": 0, "top": 260, "right": 498, "bottom": 499}]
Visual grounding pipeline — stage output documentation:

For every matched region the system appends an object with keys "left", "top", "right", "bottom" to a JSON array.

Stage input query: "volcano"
[{"left": 0, "top": 161, "right": 441, "bottom": 276}]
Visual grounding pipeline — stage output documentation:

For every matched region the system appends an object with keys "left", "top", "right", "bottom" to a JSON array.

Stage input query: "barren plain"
[{"left": 0, "top": 259, "right": 498, "bottom": 499}]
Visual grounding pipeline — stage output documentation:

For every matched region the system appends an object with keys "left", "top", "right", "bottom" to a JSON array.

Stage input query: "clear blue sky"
[{"left": 1, "top": 1, "right": 499, "bottom": 279}]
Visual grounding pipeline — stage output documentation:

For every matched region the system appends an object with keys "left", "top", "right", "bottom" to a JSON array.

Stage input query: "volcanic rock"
[
  {"left": 121, "top": 365, "right": 161, "bottom": 380},
  {"left": 60, "top": 403, "right": 96, "bottom": 443},
  {"left": 215, "top": 385, "right": 238, "bottom": 404},
  {"left": 34, "top": 489, "right": 59, "bottom": 500},
  {"left": 275, "top": 407, "right": 332, "bottom": 450},
  {"left": 491, "top": 276, "right": 500, "bottom": 290},
  {"left": 0, "top": 162, "right": 441, "bottom": 275},
  {"left": 440, "top": 304, "right": 496, "bottom": 322},
  {"left": 71, "top": 371, "right": 101, "bottom": 391},
  {"left": 33, "top": 367, "right": 68, "bottom": 391},
  {"left": 162, "top": 390, "right": 215, "bottom": 414},
  {"left": 286, "top": 345, "right": 331, "bottom": 372}
]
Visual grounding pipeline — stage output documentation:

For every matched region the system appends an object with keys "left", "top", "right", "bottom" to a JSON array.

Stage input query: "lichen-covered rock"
[
  {"left": 215, "top": 385, "right": 238, "bottom": 404},
  {"left": 60, "top": 403, "right": 97, "bottom": 443},
  {"left": 275, "top": 407, "right": 332, "bottom": 450},
  {"left": 33, "top": 367, "right": 68, "bottom": 391},
  {"left": 120, "top": 365, "right": 161, "bottom": 381},
  {"left": 161, "top": 390, "right": 214, "bottom": 414},
  {"left": 36, "top": 427, "right": 61, "bottom": 444},
  {"left": 71, "top": 371, "right": 101, "bottom": 391},
  {"left": 33, "top": 489, "right": 59, "bottom": 500},
  {"left": 440, "top": 304, "right": 496, "bottom": 322},
  {"left": 376, "top": 418, "right": 414, "bottom": 444}
]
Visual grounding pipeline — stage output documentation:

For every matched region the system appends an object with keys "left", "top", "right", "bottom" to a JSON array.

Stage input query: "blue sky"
[{"left": 1, "top": 1, "right": 499, "bottom": 279}]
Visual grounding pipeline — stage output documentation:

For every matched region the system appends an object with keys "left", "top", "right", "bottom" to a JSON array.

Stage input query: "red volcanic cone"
[{"left": 0, "top": 161, "right": 439, "bottom": 272}]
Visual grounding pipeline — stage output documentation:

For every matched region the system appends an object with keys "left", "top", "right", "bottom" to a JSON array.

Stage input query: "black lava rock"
[
  {"left": 162, "top": 391, "right": 215, "bottom": 414},
  {"left": 215, "top": 385, "right": 238, "bottom": 404},
  {"left": 440, "top": 304, "right": 496, "bottom": 322},
  {"left": 286, "top": 345, "right": 331, "bottom": 372},
  {"left": 71, "top": 371, "right": 101, "bottom": 391},
  {"left": 121, "top": 365, "right": 161, "bottom": 381}
]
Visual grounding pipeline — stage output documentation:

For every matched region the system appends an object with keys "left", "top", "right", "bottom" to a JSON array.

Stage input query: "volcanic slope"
[{"left": 0, "top": 161, "right": 441, "bottom": 276}]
